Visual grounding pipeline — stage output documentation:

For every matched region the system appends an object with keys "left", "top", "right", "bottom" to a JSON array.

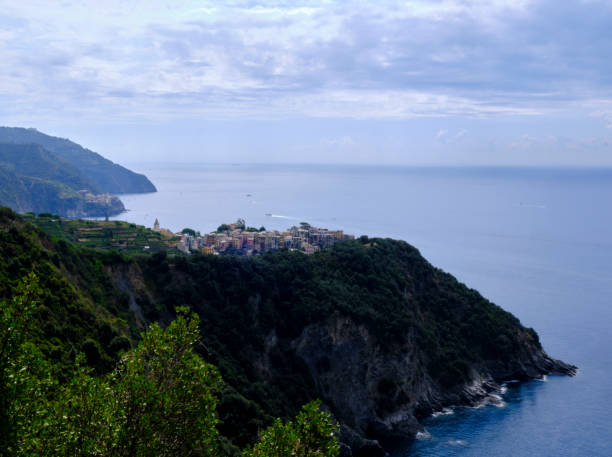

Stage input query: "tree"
[
  {"left": 1, "top": 281, "right": 336, "bottom": 457},
  {"left": 0, "top": 273, "right": 56, "bottom": 457},
  {"left": 111, "top": 307, "right": 221, "bottom": 457},
  {"left": 243, "top": 400, "right": 339, "bottom": 457},
  {"left": 25, "top": 307, "right": 222, "bottom": 457}
]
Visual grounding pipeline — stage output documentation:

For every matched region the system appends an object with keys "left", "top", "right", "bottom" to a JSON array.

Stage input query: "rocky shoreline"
[
  {"left": 103, "top": 237, "right": 577, "bottom": 456},
  {"left": 291, "top": 315, "right": 576, "bottom": 457}
]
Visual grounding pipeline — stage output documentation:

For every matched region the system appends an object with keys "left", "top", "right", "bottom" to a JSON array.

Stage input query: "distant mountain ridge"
[
  {"left": 0, "top": 127, "right": 156, "bottom": 194},
  {"left": 0, "top": 143, "right": 125, "bottom": 217},
  {"left": 0, "top": 127, "right": 156, "bottom": 217}
]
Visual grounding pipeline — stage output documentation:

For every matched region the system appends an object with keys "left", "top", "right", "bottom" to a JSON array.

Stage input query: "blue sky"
[{"left": 1, "top": 0, "right": 611, "bottom": 165}]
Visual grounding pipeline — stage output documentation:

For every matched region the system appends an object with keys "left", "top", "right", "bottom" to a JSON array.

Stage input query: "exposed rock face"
[
  {"left": 290, "top": 314, "right": 574, "bottom": 456},
  {"left": 103, "top": 239, "right": 576, "bottom": 456}
]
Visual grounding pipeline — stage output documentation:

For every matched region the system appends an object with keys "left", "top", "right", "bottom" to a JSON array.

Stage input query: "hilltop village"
[{"left": 154, "top": 218, "right": 354, "bottom": 256}]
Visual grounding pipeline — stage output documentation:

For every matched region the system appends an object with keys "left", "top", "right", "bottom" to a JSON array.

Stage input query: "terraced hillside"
[{"left": 28, "top": 216, "right": 177, "bottom": 252}]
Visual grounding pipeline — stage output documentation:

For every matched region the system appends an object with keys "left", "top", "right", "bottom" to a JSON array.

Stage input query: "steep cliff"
[
  {"left": 1, "top": 210, "right": 575, "bottom": 455},
  {"left": 110, "top": 238, "right": 575, "bottom": 455}
]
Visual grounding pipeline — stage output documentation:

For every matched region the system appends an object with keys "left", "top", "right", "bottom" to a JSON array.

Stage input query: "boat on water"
[{"left": 265, "top": 213, "right": 272, "bottom": 216}]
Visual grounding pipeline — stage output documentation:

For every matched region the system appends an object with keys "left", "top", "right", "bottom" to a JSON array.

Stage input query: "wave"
[
  {"left": 431, "top": 407, "right": 454, "bottom": 418},
  {"left": 470, "top": 393, "right": 507, "bottom": 409},
  {"left": 448, "top": 439, "right": 469, "bottom": 446},
  {"left": 266, "top": 214, "right": 299, "bottom": 220},
  {"left": 416, "top": 430, "right": 432, "bottom": 440}
]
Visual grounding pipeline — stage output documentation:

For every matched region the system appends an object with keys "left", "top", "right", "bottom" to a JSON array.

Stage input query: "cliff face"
[
  {"left": 0, "top": 210, "right": 575, "bottom": 456},
  {"left": 106, "top": 240, "right": 575, "bottom": 456},
  {"left": 288, "top": 314, "right": 573, "bottom": 455}
]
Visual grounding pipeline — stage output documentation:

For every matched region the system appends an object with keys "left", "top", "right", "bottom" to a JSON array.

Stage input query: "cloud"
[{"left": 0, "top": 0, "right": 611, "bottom": 124}]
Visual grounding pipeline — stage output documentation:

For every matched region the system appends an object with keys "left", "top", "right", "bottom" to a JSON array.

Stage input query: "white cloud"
[{"left": 0, "top": 0, "right": 611, "bottom": 125}]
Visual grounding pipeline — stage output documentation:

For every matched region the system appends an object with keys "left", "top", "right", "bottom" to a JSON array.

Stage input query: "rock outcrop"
[
  {"left": 289, "top": 314, "right": 574, "bottom": 455},
  {"left": 104, "top": 237, "right": 576, "bottom": 455}
]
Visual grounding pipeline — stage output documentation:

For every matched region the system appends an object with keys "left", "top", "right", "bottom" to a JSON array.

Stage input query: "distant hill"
[
  {"left": 0, "top": 127, "right": 156, "bottom": 194},
  {"left": 0, "top": 143, "right": 125, "bottom": 217},
  {"left": 0, "top": 143, "right": 99, "bottom": 193}
]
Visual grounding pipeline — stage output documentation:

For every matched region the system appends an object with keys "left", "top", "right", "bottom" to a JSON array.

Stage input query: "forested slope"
[
  {"left": 0, "top": 208, "right": 574, "bottom": 455},
  {"left": 0, "top": 127, "right": 156, "bottom": 193}
]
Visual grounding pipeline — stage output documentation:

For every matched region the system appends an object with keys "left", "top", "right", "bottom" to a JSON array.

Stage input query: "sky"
[{"left": 1, "top": 0, "right": 611, "bottom": 166}]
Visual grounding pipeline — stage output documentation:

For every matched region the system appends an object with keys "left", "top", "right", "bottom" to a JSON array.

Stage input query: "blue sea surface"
[{"left": 114, "top": 163, "right": 612, "bottom": 456}]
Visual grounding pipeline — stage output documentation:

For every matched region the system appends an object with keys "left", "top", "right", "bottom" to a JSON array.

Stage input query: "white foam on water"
[
  {"left": 488, "top": 394, "right": 507, "bottom": 408},
  {"left": 470, "top": 394, "right": 506, "bottom": 409},
  {"left": 448, "top": 439, "right": 469, "bottom": 446},
  {"left": 536, "top": 375, "right": 548, "bottom": 382},
  {"left": 500, "top": 385, "right": 508, "bottom": 394},
  {"left": 270, "top": 214, "right": 297, "bottom": 220},
  {"left": 432, "top": 407, "right": 454, "bottom": 417},
  {"left": 416, "top": 430, "right": 432, "bottom": 440}
]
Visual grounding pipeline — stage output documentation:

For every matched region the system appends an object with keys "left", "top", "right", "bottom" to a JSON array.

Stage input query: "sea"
[{"left": 112, "top": 163, "right": 612, "bottom": 456}]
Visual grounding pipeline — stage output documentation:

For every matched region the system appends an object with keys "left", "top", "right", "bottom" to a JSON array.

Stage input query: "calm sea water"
[{"left": 113, "top": 163, "right": 612, "bottom": 456}]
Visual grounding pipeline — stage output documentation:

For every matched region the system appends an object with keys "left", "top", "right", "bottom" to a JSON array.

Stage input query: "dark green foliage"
[
  {"left": 0, "top": 127, "right": 156, "bottom": 193},
  {"left": 242, "top": 400, "right": 339, "bottom": 457},
  {"left": 131, "top": 235, "right": 532, "bottom": 445},
  {"left": 217, "top": 224, "right": 231, "bottom": 232},
  {"left": 36, "top": 212, "right": 60, "bottom": 219},
  {"left": 0, "top": 142, "right": 99, "bottom": 192},
  {"left": 0, "top": 209, "right": 538, "bottom": 453},
  {"left": 0, "top": 143, "right": 127, "bottom": 217},
  {"left": 0, "top": 273, "right": 45, "bottom": 454},
  {"left": 30, "top": 218, "right": 174, "bottom": 253},
  {"left": 0, "top": 208, "right": 132, "bottom": 376},
  {"left": 1, "top": 279, "right": 339, "bottom": 457},
  {"left": 182, "top": 227, "right": 199, "bottom": 236}
]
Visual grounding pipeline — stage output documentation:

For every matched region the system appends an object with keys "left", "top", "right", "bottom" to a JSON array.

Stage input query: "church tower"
[{"left": 153, "top": 218, "right": 160, "bottom": 232}]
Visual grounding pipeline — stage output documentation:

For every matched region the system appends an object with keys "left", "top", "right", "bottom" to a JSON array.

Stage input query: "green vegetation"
[
  {"left": 242, "top": 401, "right": 338, "bottom": 457},
  {"left": 182, "top": 227, "right": 200, "bottom": 237},
  {"left": 29, "top": 217, "right": 176, "bottom": 252},
  {"left": 0, "top": 142, "right": 125, "bottom": 217},
  {"left": 0, "top": 207, "right": 545, "bottom": 454},
  {"left": 0, "top": 127, "right": 156, "bottom": 194},
  {"left": 0, "top": 275, "right": 338, "bottom": 457}
]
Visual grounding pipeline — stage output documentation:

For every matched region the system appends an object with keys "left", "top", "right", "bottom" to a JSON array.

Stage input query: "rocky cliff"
[
  {"left": 105, "top": 239, "right": 575, "bottom": 456},
  {"left": 0, "top": 210, "right": 575, "bottom": 455},
  {"left": 291, "top": 314, "right": 573, "bottom": 456}
]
